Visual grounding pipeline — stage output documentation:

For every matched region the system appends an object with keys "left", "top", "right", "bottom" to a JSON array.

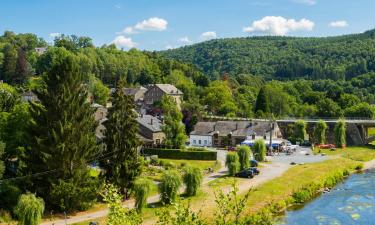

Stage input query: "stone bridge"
[{"left": 275, "top": 119, "right": 375, "bottom": 146}]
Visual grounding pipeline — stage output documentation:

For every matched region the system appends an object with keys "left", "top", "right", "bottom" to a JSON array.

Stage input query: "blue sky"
[{"left": 1, "top": 0, "right": 375, "bottom": 50}]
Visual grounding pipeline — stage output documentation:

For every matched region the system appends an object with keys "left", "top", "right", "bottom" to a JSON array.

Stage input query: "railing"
[{"left": 203, "top": 115, "right": 375, "bottom": 122}]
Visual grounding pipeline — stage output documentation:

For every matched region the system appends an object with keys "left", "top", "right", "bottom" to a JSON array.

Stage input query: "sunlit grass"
[{"left": 315, "top": 146, "right": 375, "bottom": 162}]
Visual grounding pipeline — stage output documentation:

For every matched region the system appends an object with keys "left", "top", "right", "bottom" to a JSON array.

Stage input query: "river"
[{"left": 278, "top": 170, "right": 375, "bottom": 225}]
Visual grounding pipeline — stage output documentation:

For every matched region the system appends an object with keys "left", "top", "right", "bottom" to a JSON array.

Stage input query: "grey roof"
[
  {"left": 154, "top": 84, "right": 183, "bottom": 95},
  {"left": 124, "top": 86, "right": 147, "bottom": 96},
  {"left": 136, "top": 115, "right": 163, "bottom": 132},
  {"left": 190, "top": 121, "right": 272, "bottom": 137}
]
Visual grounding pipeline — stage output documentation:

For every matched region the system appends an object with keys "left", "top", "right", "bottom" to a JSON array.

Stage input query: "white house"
[{"left": 190, "top": 134, "right": 212, "bottom": 147}]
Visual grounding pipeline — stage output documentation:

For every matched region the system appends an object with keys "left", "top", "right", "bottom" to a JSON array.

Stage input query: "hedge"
[{"left": 143, "top": 148, "right": 217, "bottom": 160}]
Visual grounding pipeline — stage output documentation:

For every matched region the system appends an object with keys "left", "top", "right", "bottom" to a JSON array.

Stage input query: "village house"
[
  {"left": 143, "top": 84, "right": 183, "bottom": 110},
  {"left": 189, "top": 121, "right": 281, "bottom": 147},
  {"left": 136, "top": 114, "right": 166, "bottom": 146}
]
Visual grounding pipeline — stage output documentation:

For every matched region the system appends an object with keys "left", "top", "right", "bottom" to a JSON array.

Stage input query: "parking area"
[{"left": 268, "top": 146, "right": 329, "bottom": 165}]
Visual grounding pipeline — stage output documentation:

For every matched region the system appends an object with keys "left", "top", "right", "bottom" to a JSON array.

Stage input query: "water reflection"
[{"left": 279, "top": 170, "right": 375, "bottom": 225}]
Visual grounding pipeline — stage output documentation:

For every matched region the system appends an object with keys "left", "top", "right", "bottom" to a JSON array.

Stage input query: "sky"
[{"left": 1, "top": 0, "right": 375, "bottom": 50}]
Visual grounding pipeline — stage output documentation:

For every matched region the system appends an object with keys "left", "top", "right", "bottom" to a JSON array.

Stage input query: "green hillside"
[{"left": 161, "top": 29, "right": 375, "bottom": 81}]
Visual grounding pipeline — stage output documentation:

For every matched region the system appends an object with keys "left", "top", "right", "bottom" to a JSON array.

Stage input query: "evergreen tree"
[
  {"left": 161, "top": 95, "right": 186, "bottom": 149},
  {"left": 1, "top": 44, "right": 17, "bottom": 83},
  {"left": 14, "top": 47, "right": 30, "bottom": 84},
  {"left": 27, "top": 48, "right": 100, "bottom": 211},
  {"left": 103, "top": 78, "right": 142, "bottom": 197},
  {"left": 254, "top": 86, "right": 270, "bottom": 115}
]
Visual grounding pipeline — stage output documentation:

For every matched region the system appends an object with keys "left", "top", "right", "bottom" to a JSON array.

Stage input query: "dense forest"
[{"left": 161, "top": 29, "right": 375, "bottom": 81}]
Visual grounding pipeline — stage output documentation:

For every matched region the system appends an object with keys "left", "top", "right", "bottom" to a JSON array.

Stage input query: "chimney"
[{"left": 150, "top": 118, "right": 153, "bottom": 125}]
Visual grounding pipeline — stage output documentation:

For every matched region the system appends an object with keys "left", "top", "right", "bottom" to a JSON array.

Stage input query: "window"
[
  {"left": 193, "top": 140, "right": 196, "bottom": 144},
  {"left": 199, "top": 140, "right": 201, "bottom": 145},
  {"left": 204, "top": 140, "right": 207, "bottom": 145}
]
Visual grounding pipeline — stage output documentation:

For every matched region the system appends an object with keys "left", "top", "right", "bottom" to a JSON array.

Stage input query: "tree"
[
  {"left": 183, "top": 166, "right": 203, "bottom": 197},
  {"left": 1, "top": 44, "right": 17, "bottom": 83},
  {"left": 344, "top": 103, "right": 375, "bottom": 119},
  {"left": 237, "top": 145, "right": 251, "bottom": 170},
  {"left": 294, "top": 120, "right": 307, "bottom": 143},
  {"left": 159, "top": 170, "right": 182, "bottom": 205},
  {"left": 103, "top": 78, "right": 142, "bottom": 197},
  {"left": 161, "top": 95, "right": 186, "bottom": 149},
  {"left": 314, "top": 120, "right": 328, "bottom": 144},
  {"left": 334, "top": 120, "right": 346, "bottom": 148},
  {"left": 27, "top": 48, "right": 100, "bottom": 211},
  {"left": 226, "top": 152, "right": 240, "bottom": 176},
  {"left": 14, "top": 193, "right": 44, "bottom": 225},
  {"left": 253, "top": 139, "right": 266, "bottom": 162},
  {"left": 0, "top": 141, "right": 4, "bottom": 179},
  {"left": 133, "top": 178, "right": 153, "bottom": 213},
  {"left": 101, "top": 184, "right": 142, "bottom": 225},
  {"left": 0, "top": 82, "right": 19, "bottom": 112},
  {"left": 254, "top": 86, "right": 270, "bottom": 116},
  {"left": 88, "top": 75, "right": 110, "bottom": 105},
  {"left": 316, "top": 98, "right": 342, "bottom": 118},
  {"left": 14, "top": 47, "right": 32, "bottom": 84}
]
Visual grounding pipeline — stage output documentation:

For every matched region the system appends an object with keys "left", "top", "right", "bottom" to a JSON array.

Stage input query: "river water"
[{"left": 278, "top": 170, "right": 375, "bottom": 225}]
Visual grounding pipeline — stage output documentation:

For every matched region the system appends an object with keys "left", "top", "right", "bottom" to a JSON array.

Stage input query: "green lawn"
[
  {"left": 314, "top": 146, "right": 375, "bottom": 162},
  {"left": 369, "top": 127, "right": 375, "bottom": 136},
  {"left": 161, "top": 159, "right": 221, "bottom": 171}
]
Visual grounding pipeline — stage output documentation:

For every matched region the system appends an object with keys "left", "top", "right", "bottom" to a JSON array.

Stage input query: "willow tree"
[
  {"left": 14, "top": 194, "right": 44, "bottom": 225},
  {"left": 103, "top": 78, "right": 142, "bottom": 198},
  {"left": 27, "top": 48, "right": 100, "bottom": 211},
  {"left": 314, "top": 120, "right": 328, "bottom": 144},
  {"left": 334, "top": 119, "right": 346, "bottom": 148},
  {"left": 294, "top": 120, "right": 307, "bottom": 143}
]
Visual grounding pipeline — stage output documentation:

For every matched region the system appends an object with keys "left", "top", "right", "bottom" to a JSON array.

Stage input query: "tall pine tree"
[
  {"left": 255, "top": 86, "right": 270, "bottom": 116},
  {"left": 103, "top": 78, "right": 141, "bottom": 198},
  {"left": 27, "top": 48, "right": 100, "bottom": 211}
]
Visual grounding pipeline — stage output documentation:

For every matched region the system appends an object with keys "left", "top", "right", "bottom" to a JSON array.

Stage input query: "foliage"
[
  {"left": 0, "top": 83, "right": 19, "bottom": 112},
  {"left": 313, "top": 120, "right": 328, "bottom": 144},
  {"left": 254, "top": 86, "right": 270, "bottom": 116},
  {"left": 225, "top": 152, "right": 240, "bottom": 176},
  {"left": 156, "top": 202, "right": 206, "bottom": 225},
  {"left": 14, "top": 193, "right": 44, "bottom": 225},
  {"left": 88, "top": 74, "right": 110, "bottom": 105},
  {"left": 252, "top": 139, "right": 266, "bottom": 162},
  {"left": 26, "top": 48, "right": 100, "bottom": 211},
  {"left": 159, "top": 170, "right": 182, "bottom": 205},
  {"left": 0, "top": 183, "right": 22, "bottom": 210},
  {"left": 183, "top": 166, "right": 203, "bottom": 196},
  {"left": 133, "top": 178, "right": 153, "bottom": 212},
  {"left": 103, "top": 78, "right": 141, "bottom": 197},
  {"left": 0, "top": 141, "right": 4, "bottom": 179},
  {"left": 160, "top": 95, "right": 187, "bottom": 149},
  {"left": 344, "top": 102, "right": 375, "bottom": 119},
  {"left": 334, "top": 119, "right": 347, "bottom": 148},
  {"left": 237, "top": 145, "right": 251, "bottom": 170},
  {"left": 101, "top": 183, "right": 142, "bottom": 225},
  {"left": 214, "top": 182, "right": 251, "bottom": 225},
  {"left": 294, "top": 120, "right": 307, "bottom": 142},
  {"left": 143, "top": 148, "right": 217, "bottom": 160}
]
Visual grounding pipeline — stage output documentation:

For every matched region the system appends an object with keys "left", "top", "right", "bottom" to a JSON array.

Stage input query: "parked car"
[
  {"left": 250, "top": 159, "right": 258, "bottom": 167},
  {"left": 248, "top": 167, "right": 260, "bottom": 175},
  {"left": 235, "top": 169, "right": 254, "bottom": 178}
]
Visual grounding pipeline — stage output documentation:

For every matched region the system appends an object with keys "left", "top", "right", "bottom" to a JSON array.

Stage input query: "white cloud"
[
  {"left": 165, "top": 45, "right": 175, "bottom": 50},
  {"left": 291, "top": 0, "right": 317, "bottom": 5},
  {"left": 134, "top": 17, "right": 168, "bottom": 31},
  {"left": 114, "top": 4, "right": 121, "bottom": 9},
  {"left": 200, "top": 31, "right": 217, "bottom": 40},
  {"left": 111, "top": 35, "right": 136, "bottom": 49},
  {"left": 119, "top": 17, "right": 168, "bottom": 35},
  {"left": 49, "top": 32, "right": 60, "bottom": 38},
  {"left": 243, "top": 16, "right": 314, "bottom": 35},
  {"left": 179, "top": 36, "right": 192, "bottom": 44},
  {"left": 329, "top": 20, "right": 348, "bottom": 28}
]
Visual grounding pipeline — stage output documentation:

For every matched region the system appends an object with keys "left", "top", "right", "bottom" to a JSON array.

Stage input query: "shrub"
[
  {"left": 159, "top": 170, "right": 182, "bottom": 204},
  {"left": 144, "top": 148, "right": 217, "bottom": 160},
  {"left": 14, "top": 194, "right": 45, "bottom": 225},
  {"left": 237, "top": 145, "right": 251, "bottom": 170},
  {"left": 334, "top": 119, "right": 346, "bottom": 148},
  {"left": 0, "top": 183, "right": 22, "bottom": 210},
  {"left": 294, "top": 120, "right": 306, "bottom": 143},
  {"left": 253, "top": 139, "right": 267, "bottom": 162},
  {"left": 314, "top": 120, "right": 328, "bottom": 144},
  {"left": 355, "top": 164, "right": 363, "bottom": 171},
  {"left": 133, "top": 178, "right": 153, "bottom": 212},
  {"left": 0, "top": 210, "right": 12, "bottom": 223},
  {"left": 183, "top": 166, "right": 203, "bottom": 196},
  {"left": 226, "top": 152, "right": 240, "bottom": 176}
]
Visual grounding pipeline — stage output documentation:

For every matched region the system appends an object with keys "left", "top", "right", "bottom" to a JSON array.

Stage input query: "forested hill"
[{"left": 160, "top": 29, "right": 375, "bottom": 80}]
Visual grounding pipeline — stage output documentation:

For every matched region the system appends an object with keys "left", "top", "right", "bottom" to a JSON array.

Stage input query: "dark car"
[
  {"left": 248, "top": 167, "right": 260, "bottom": 175},
  {"left": 250, "top": 159, "right": 258, "bottom": 167},
  {"left": 235, "top": 169, "right": 254, "bottom": 178}
]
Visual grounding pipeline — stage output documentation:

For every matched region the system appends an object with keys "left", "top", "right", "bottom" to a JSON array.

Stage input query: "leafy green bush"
[
  {"left": 334, "top": 119, "right": 346, "bottom": 148},
  {"left": 252, "top": 139, "right": 267, "bottom": 162},
  {"left": 237, "top": 145, "right": 251, "bottom": 170},
  {"left": 133, "top": 178, "right": 153, "bottom": 212},
  {"left": 226, "top": 152, "right": 240, "bottom": 176},
  {"left": 0, "top": 210, "right": 12, "bottom": 223},
  {"left": 355, "top": 164, "right": 364, "bottom": 171},
  {"left": 144, "top": 148, "right": 217, "bottom": 160},
  {"left": 0, "top": 183, "right": 22, "bottom": 210},
  {"left": 159, "top": 170, "right": 182, "bottom": 204},
  {"left": 14, "top": 194, "right": 45, "bottom": 225},
  {"left": 183, "top": 166, "right": 203, "bottom": 196}
]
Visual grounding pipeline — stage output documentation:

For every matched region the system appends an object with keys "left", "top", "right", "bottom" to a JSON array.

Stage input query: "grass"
[
  {"left": 314, "top": 145, "right": 375, "bottom": 162},
  {"left": 241, "top": 158, "right": 361, "bottom": 216},
  {"left": 162, "top": 159, "right": 221, "bottom": 171},
  {"left": 369, "top": 127, "right": 375, "bottom": 136}
]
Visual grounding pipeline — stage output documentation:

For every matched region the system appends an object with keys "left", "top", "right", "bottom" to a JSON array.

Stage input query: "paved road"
[{"left": 269, "top": 146, "right": 328, "bottom": 165}]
